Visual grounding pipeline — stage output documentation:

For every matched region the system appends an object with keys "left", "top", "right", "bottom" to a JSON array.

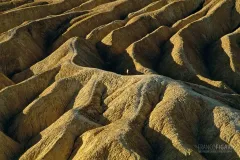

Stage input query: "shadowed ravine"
[{"left": 0, "top": 0, "right": 240, "bottom": 159}]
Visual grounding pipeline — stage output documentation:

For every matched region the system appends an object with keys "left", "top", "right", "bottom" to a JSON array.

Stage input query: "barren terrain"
[{"left": 0, "top": 0, "right": 240, "bottom": 159}]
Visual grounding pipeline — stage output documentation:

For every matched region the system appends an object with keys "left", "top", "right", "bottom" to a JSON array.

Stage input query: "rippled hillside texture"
[{"left": 0, "top": 0, "right": 240, "bottom": 159}]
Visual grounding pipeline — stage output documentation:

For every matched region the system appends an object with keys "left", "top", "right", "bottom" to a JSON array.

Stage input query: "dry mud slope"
[{"left": 1, "top": 0, "right": 240, "bottom": 159}]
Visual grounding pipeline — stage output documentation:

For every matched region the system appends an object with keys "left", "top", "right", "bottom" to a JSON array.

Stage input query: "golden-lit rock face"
[{"left": 0, "top": 0, "right": 240, "bottom": 159}]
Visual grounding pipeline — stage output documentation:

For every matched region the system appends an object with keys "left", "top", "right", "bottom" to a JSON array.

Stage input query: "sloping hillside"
[{"left": 0, "top": 0, "right": 240, "bottom": 159}]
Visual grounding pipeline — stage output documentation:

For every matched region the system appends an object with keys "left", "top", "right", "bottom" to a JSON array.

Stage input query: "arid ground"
[{"left": 0, "top": 0, "right": 240, "bottom": 159}]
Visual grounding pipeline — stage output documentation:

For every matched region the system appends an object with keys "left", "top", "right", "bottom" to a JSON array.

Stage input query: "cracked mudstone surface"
[{"left": 0, "top": 0, "right": 240, "bottom": 159}]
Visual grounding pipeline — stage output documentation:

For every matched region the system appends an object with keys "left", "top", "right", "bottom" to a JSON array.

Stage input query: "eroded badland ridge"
[{"left": 0, "top": 0, "right": 240, "bottom": 159}]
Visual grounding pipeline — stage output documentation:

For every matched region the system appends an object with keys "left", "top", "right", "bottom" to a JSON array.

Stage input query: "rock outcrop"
[{"left": 0, "top": 0, "right": 240, "bottom": 159}]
